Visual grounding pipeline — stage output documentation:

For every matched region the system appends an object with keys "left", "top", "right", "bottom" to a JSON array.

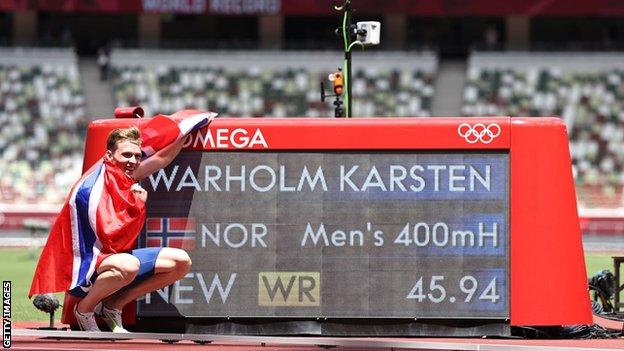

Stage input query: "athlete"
[
  {"left": 67, "top": 126, "right": 190, "bottom": 332},
  {"left": 30, "top": 111, "right": 213, "bottom": 333}
]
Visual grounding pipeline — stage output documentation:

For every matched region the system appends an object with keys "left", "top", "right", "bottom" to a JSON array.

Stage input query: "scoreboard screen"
[{"left": 138, "top": 151, "right": 509, "bottom": 319}]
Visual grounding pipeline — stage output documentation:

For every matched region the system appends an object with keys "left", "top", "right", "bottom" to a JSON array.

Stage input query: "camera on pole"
[{"left": 320, "top": 1, "right": 381, "bottom": 118}]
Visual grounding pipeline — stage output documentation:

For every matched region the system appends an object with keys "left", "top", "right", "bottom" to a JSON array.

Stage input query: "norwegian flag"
[
  {"left": 142, "top": 110, "right": 216, "bottom": 157},
  {"left": 146, "top": 217, "right": 196, "bottom": 250}
]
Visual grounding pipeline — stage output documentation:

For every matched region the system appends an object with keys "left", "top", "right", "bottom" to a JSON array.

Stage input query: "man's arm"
[{"left": 132, "top": 136, "right": 186, "bottom": 181}]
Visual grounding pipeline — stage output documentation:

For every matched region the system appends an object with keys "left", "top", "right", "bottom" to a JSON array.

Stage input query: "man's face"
[{"left": 106, "top": 140, "right": 142, "bottom": 177}]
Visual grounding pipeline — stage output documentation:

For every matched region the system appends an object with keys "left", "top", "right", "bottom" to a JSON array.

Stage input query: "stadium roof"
[{"left": 2, "top": 0, "right": 624, "bottom": 16}]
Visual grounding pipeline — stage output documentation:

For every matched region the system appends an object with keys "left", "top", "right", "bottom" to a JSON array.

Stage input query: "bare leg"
[
  {"left": 76, "top": 253, "right": 140, "bottom": 313},
  {"left": 104, "top": 248, "right": 191, "bottom": 310}
]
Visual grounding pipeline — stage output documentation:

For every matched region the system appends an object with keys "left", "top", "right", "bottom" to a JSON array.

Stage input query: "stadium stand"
[
  {"left": 109, "top": 50, "right": 438, "bottom": 118},
  {"left": 464, "top": 52, "right": 624, "bottom": 208},
  {"left": 4, "top": 48, "right": 624, "bottom": 209},
  {"left": 0, "top": 48, "right": 87, "bottom": 204}
]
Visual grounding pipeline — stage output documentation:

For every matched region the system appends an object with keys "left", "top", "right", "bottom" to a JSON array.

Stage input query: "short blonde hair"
[{"left": 106, "top": 126, "right": 141, "bottom": 152}]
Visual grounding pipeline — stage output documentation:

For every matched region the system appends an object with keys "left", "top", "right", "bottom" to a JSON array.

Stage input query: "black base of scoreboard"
[{"left": 135, "top": 318, "right": 510, "bottom": 337}]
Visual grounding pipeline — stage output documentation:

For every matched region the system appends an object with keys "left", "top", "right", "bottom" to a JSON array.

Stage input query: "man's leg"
[
  {"left": 76, "top": 253, "right": 140, "bottom": 313},
  {"left": 103, "top": 248, "right": 192, "bottom": 310}
]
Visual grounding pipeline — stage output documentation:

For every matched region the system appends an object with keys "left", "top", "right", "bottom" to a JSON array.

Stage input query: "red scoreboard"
[{"left": 63, "top": 116, "right": 592, "bottom": 335}]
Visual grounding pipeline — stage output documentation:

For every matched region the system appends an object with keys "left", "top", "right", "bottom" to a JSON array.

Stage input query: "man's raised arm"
[{"left": 133, "top": 136, "right": 186, "bottom": 181}]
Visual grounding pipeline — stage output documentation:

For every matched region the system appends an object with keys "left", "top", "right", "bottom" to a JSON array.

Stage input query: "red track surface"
[
  {"left": 11, "top": 337, "right": 364, "bottom": 351},
  {"left": 11, "top": 334, "right": 624, "bottom": 351},
  {"left": 11, "top": 322, "right": 624, "bottom": 351}
]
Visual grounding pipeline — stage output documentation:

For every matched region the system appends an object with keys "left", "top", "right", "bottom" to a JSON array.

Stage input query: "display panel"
[{"left": 138, "top": 151, "right": 509, "bottom": 319}]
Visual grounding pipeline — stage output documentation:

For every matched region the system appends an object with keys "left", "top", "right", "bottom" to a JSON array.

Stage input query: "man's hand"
[{"left": 131, "top": 183, "right": 147, "bottom": 202}]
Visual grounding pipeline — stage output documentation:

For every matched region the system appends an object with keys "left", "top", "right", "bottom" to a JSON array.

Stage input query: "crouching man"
[{"left": 30, "top": 111, "right": 214, "bottom": 332}]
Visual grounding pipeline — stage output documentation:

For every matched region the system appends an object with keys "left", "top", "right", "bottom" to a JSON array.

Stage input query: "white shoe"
[
  {"left": 74, "top": 304, "right": 100, "bottom": 332},
  {"left": 95, "top": 302, "right": 128, "bottom": 333}
]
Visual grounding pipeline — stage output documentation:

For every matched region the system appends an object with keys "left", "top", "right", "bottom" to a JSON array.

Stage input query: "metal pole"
[
  {"left": 49, "top": 310, "right": 54, "bottom": 329},
  {"left": 344, "top": 1, "right": 352, "bottom": 118}
]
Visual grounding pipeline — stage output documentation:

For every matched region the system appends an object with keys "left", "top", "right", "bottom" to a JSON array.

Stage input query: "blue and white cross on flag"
[{"left": 146, "top": 217, "right": 196, "bottom": 250}]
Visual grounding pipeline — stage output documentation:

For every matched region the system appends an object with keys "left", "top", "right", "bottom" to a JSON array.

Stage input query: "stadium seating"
[
  {"left": 109, "top": 50, "right": 438, "bottom": 118},
  {"left": 4, "top": 48, "right": 624, "bottom": 209},
  {"left": 0, "top": 48, "right": 87, "bottom": 204},
  {"left": 464, "top": 53, "right": 624, "bottom": 207}
]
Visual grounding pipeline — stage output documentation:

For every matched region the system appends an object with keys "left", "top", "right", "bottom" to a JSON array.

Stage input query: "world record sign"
[{"left": 137, "top": 150, "right": 509, "bottom": 319}]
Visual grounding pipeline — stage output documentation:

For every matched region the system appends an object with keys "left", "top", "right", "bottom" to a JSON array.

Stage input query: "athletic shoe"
[
  {"left": 74, "top": 304, "right": 100, "bottom": 332},
  {"left": 95, "top": 302, "right": 128, "bottom": 333}
]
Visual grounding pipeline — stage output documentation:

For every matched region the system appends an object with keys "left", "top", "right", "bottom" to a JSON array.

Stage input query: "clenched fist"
[{"left": 131, "top": 183, "right": 147, "bottom": 202}]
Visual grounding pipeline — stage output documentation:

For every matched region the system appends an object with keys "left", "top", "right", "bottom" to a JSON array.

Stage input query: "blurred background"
[{"left": 0, "top": 2, "right": 622, "bottom": 320}]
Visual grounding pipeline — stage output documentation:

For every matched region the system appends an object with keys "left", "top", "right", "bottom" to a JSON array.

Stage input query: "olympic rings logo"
[{"left": 457, "top": 123, "right": 501, "bottom": 144}]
